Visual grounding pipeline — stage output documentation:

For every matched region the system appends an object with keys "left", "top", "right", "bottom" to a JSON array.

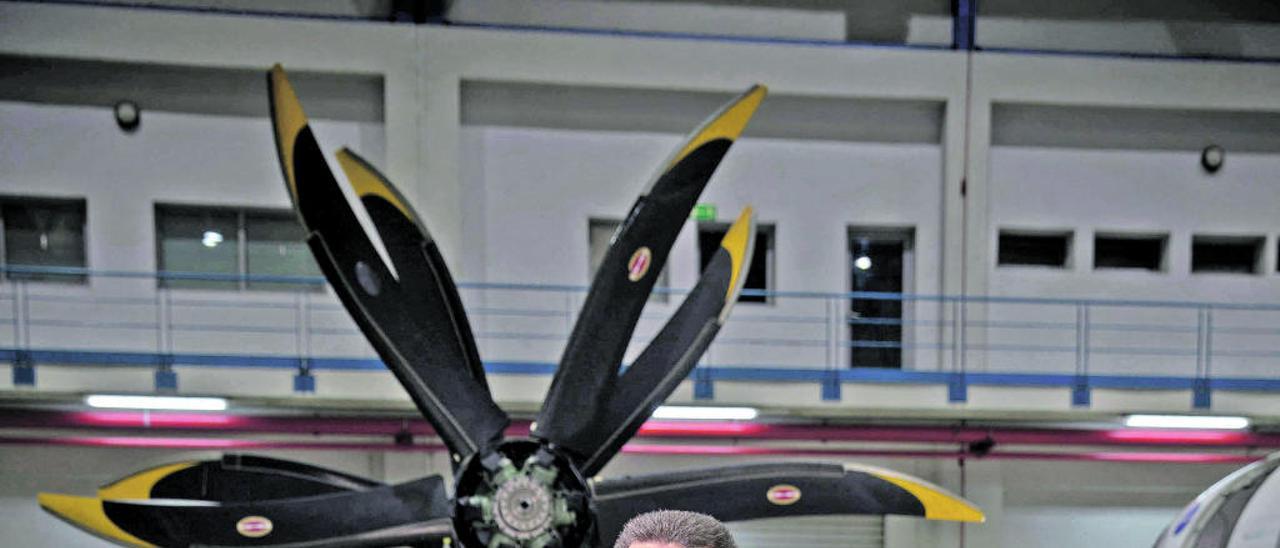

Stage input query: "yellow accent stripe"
[
  {"left": 866, "top": 470, "right": 985, "bottom": 523},
  {"left": 669, "top": 85, "right": 767, "bottom": 168},
  {"left": 269, "top": 64, "right": 309, "bottom": 204},
  {"left": 335, "top": 148, "right": 416, "bottom": 222},
  {"left": 98, "top": 462, "right": 196, "bottom": 500},
  {"left": 38, "top": 493, "right": 156, "bottom": 547},
  {"left": 719, "top": 206, "right": 756, "bottom": 305}
]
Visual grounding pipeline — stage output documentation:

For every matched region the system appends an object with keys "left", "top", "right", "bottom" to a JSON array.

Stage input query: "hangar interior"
[{"left": 3, "top": 1, "right": 1280, "bottom": 546}]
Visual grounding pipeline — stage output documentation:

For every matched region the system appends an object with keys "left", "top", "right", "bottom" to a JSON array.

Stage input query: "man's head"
[{"left": 613, "top": 510, "right": 737, "bottom": 548}]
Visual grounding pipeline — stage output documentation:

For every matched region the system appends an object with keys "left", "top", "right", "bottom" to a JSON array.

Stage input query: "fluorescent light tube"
[
  {"left": 651, "top": 406, "right": 758, "bottom": 421},
  {"left": 86, "top": 395, "right": 228, "bottom": 411},
  {"left": 1124, "top": 414, "right": 1250, "bottom": 430}
]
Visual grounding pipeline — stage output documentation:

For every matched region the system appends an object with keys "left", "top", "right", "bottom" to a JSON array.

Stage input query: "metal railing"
[{"left": 3, "top": 265, "right": 1280, "bottom": 406}]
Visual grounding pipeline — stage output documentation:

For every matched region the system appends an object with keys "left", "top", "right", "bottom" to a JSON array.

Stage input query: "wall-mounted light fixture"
[
  {"left": 86, "top": 394, "right": 228, "bottom": 411},
  {"left": 1125, "top": 414, "right": 1249, "bottom": 430},
  {"left": 652, "top": 406, "right": 758, "bottom": 421},
  {"left": 1201, "top": 144, "right": 1224, "bottom": 174},
  {"left": 113, "top": 100, "right": 141, "bottom": 133}
]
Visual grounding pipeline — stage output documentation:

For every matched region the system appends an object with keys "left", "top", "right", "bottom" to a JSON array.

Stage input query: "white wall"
[
  {"left": 982, "top": 146, "right": 1280, "bottom": 377},
  {"left": 464, "top": 125, "right": 944, "bottom": 368},
  {"left": 2, "top": 1, "right": 1280, "bottom": 412},
  {"left": 0, "top": 101, "right": 384, "bottom": 275}
]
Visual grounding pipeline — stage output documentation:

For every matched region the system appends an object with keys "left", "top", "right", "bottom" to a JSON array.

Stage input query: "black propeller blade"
[
  {"left": 592, "top": 462, "right": 985, "bottom": 545},
  {"left": 95, "top": 455, "right": 380, "bottom": 503},
  {"left": 535, "top": 85, "right": 767, "bottom": 463},
  {"left": 577, "top": 207, "right": 757, "bottom": 476},
  {"left": 268, "top": 65, "right": 508, "bottom": 462},
  {"left": 40, "top": 476, "right": 451, "bottom": 547}
]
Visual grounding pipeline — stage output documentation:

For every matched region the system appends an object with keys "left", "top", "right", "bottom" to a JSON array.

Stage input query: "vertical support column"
[
  {"left": 415, "top": 29, "right": 468, "bottom": 276},
  {"left": 12, "top": 281, "right": 34, "bottom": 386},
  {"left": 1072, "top": 303, "right": 1091, "bottom": 407},
  {"left": 823, "top": 298, "right": 842, "bottom": 401},
  {"left": 952, "top": 0, "right": 977, "bottom": 51},
  {"left": 1193, "top": 307, "right": 1212, "bottom": 409},
  {"left": 693, "top": 366, "right": 714, "bottom": 400},
  {"left": 294, "top": 291, "right": 316, "bottom": 394},
  {"left": 948, "top": 298, "right": 967, "bottom": 403},
  {"left": 154, "top": 286, "right": 177, "bottom": 392}
]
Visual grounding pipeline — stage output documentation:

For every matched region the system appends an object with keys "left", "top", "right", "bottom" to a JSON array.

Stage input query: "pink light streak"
[{"left": 0, "top": 435, "right": 1260, "bottom": 465}]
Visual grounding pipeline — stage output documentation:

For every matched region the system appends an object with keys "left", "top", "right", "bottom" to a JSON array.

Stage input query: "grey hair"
[{"left": 613, "top": 510, "right": 737, "bottom": 548}]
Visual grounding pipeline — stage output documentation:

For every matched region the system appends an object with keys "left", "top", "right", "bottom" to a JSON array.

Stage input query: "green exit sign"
[{"left": 692, "top": 203, "right": 717, "bottom": 222}]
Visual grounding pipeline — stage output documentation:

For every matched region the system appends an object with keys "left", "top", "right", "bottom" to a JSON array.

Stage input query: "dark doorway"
[{"left": 849, "top": 227, "right": 913, "bottom": 368}]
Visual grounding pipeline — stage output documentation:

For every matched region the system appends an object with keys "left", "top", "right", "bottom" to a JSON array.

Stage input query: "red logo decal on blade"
[
  {"left": 627, "top": 247, "right": 652, "bottom": 282},
  {"left": 236, "top": 516, "right": 273, "bottom": 538},
  {"left": 766, "top": 484, "right": 801, "bottom": 506}
]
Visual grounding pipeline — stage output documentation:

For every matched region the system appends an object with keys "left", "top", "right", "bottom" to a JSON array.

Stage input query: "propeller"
[
  {"left": 38, "top": 66, "right": 985, "bottom": 548},
  {"left": 535, "top": 85, "right": 767, "bottom": 463},
  {"left": 40, "top": 477, "right": 451, "bottom": 547},
  {"left": 577, "top": 206, "right": 757, "bottom": 476},
  {"left": 95, "top": 455, "right": 381, "bottom": 502},
  {"left": 593, "top": 462, "right": 985, "bottom": 545},
  {"left": 38, "top": 455, "right": 451, "bottom": 547},
  {"left": 268, "top": 65, "right": 507, "bottom": 463}
]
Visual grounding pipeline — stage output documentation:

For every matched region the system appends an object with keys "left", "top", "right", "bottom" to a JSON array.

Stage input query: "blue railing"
[{"left": 4, "top": 265, "right": 1280, "bottom": 408}]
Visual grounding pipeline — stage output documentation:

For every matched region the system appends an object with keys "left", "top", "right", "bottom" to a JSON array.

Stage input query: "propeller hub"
[
  {"left": 453, "top": 439, "right": 593, "bottom": 548},
  {"left": 493, "top": 475, "right": 553, "bottom": 540}
]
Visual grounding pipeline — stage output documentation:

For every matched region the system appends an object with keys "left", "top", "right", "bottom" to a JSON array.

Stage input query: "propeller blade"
[
  {"left": 577, "top": 207, "right": 757, "bottom": 475},
  {"left": 97, "top": 455, "right": 381, "bottom": 503},
  {"left": 335, "top": 148, "right": 491, "bottom": 390},
  {"left": 40, "top": 476, "right": 451, "bottom": 547},
  {"left": 269, "top": 65, "right": 508, "bottom": 462},
  {"left": 592, "top": 462, "right": 985, "bottom": 545},
  {"left": 536, "top": 85, "right": 767, "bottom": 460}
]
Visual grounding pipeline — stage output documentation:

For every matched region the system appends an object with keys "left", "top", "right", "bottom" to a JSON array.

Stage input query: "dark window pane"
[
  {"left": 699, "top": 223, "right": 772, "bottom": 303},
  {"left": 1094, "top": 234, "right": 1166, "bottom": 271},
  {"left": 2, "top": 198, "right": 87, "bottom": 283},
  {"left": 245, "top": 212, "right": 321, "bottom": 292},
  {"left": 156, "top": 206, "right": 239, "bottom": 290},
  {"left": 998, "top": 231, "right": 1070, "bottom": 267},
  {"left": 1192, "top": 236, "right": 1262, "bottom": 274},
  {"left": 849, "top": 228, "right": 912, "bottom": 369}
]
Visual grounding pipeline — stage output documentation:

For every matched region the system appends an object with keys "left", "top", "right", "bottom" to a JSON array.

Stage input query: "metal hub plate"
[{"left": 493, "top": 474, "right": 554, "bottom": 540}]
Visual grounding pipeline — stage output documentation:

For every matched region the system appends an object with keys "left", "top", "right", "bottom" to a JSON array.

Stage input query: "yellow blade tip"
[
  {"left": 669, "top": 85, "right": 768, "bottom": 166},
  {"left": 718, "top": 206, "right": 757, "bottom": 309},
  {"left": 871, "top": 472, "right": 986, "bottom": 523},
  {"left": 335, "top": 148, "right": 418, "bottom": 222},
  {"left": 268, "top": 64, "right": 308, "bottom": 203},
  {"left": 39, "top": 493, "right": 154, "bottom": 546}
]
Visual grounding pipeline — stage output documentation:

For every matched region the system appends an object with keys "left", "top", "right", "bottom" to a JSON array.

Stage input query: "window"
[
  {"left": 1192, "top": 235, "right": 1263, "bottom": 274},
  {"left": 245, "top": 212, "right": 320, "bottom": 292},
  {"left": 849, "top": 227, "right": 914, "bottom": 369},
  {"left": 156, "top": 204, "right": 320, "bottom": 291},
  {"left": 997, "top": 230, "right": 1071, "bottom": 268},
  {"left": 588, "top": 218, "right": 669, "bottom": 301},
  {"left": 1094, "top": 233, "right": 1166, "bottom": 271},
  {"left": 698, "top": 222, "right": 773, "bottom": 303},
  {"left": 0, "top": 196, "right": 87, "bottom": 283}
]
